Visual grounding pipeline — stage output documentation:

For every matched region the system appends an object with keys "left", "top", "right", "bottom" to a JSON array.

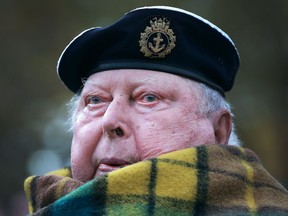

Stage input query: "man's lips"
[
  {"left": 95, "top": 158, "right": 132, "bottom": 177},
  {"left": 98, "top": 164, "right": 125, "bottom": 172}
]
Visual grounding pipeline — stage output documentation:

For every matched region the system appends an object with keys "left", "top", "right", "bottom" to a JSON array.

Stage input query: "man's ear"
[{"left": 211, "top": 110, "right": 232, "bottom": 145}]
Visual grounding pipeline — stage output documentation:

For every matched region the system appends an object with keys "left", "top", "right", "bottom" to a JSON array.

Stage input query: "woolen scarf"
[{"left": 24, "top": 145, "right": 288, "bottom": 215}]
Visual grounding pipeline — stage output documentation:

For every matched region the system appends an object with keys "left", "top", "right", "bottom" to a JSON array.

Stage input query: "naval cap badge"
[{"left": 139, "top": 17, "right": 176, "bottom": 58}]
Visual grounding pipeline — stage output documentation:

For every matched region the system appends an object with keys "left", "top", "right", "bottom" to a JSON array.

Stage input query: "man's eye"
[
  {"left": 87, "top": 96, "right": 103, "bottom": 104},
  {"left": 143, "top": 94, "right": 157, "bottom": 102}
]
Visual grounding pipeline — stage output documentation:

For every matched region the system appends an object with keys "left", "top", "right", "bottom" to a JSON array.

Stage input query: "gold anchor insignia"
[
  {"left": 149, "top": 33, "right": 165, "bottom": 53},
  {"left": 139, "top": 17, "right": 176, "bottom": 58}
]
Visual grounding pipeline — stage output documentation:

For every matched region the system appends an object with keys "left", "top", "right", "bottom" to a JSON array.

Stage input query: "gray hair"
[
  {"left": 195, "top": 81, "right": 241, "bottom": 146},
  {"left": 67, "top": 80, "right": 241, "bottom": 146},
  {"left": 66, "top": 93, "right": 81, "bottom": 132}
]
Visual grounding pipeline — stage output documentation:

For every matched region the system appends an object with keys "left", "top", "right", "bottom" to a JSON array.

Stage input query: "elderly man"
[{"left": 25, "top": 6, "right": 288, "bottom": 215}]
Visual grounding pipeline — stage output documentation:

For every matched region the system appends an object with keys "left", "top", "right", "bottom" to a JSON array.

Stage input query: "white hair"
[
  {"left": 66, "top": 93, "right": 81, "bottom": 132},
  {"left": 67, "top": 80, "right": 241, "bottom": 146},
  {"left": 193, "top": 81, "right": 241, "bottom": 146}
]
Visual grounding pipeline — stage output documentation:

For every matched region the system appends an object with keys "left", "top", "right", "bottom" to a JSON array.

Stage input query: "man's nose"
[{"left": 102, "top": 96, "right": 130, "bottom": 138}]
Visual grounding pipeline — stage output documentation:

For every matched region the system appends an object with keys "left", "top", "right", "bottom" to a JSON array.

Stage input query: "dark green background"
[{"left": 1, "top": 1, "right": 287, "bottom": 215}]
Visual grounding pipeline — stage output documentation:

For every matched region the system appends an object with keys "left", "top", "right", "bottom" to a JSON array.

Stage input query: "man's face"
[{"left": 71, "top": 69, "right": 216, "bottom": 182}]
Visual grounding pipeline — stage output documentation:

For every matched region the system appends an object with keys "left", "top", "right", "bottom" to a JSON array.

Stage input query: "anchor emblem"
[
  {"left": 139, "top": 17, "right": 176, "bottom": 58},
  {"left": 149, "top": 33, "right": 165, "bottom": 53}
]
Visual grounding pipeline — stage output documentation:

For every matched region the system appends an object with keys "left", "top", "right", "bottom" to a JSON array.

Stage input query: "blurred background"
[{"left": 1, "top": 0, "right": 287, "bottom": 215}]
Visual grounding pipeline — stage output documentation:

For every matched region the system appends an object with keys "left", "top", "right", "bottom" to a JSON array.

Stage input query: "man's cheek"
[
  {"left": 139, "top": 144, "right": 164, "bottom": 160},
  {"left": 73, "top": 122, "right": 103, "bottom": 150},
  {"left": 71, "top": 154, "right": 94, "bottom": 182},
  {"left": 136, "top": 133, "right": 170, "bottom": 160}
]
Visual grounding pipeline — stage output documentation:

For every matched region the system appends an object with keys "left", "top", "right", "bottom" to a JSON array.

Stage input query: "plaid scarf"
[{"left": 24, "top": 145, "right": 288, "bottom": 215}]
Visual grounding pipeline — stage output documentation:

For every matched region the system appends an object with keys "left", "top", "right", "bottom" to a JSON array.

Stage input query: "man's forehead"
[
  {"left": 85, "top": 69, "right": 179, "bottom": 84},
  {"left": 83, "top": 69, "right": 195, "bottom": 91}
]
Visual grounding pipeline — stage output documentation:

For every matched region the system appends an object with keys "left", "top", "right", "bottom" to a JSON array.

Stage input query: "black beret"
[{"left": 57, "top": 6, "right": 240, "bottom": 94}]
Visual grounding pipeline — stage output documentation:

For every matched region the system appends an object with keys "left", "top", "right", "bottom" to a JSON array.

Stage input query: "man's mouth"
[{"left": 95, "top": 158, "right": 132, "bottom": 177}]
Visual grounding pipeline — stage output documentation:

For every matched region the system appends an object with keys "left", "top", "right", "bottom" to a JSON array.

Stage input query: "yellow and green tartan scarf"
[{"left": 24, "top": 145, "right": 288, "bottom": 215}]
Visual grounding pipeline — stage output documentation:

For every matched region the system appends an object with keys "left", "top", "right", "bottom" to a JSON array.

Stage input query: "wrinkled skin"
[{"left": 71, "top": 69, "right": 231, "bottom": 182}]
